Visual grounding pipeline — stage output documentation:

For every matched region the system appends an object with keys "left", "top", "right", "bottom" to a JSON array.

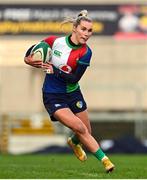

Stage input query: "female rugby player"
[{"left": 24, "top": 10, "right": 115, "bottom": 173}]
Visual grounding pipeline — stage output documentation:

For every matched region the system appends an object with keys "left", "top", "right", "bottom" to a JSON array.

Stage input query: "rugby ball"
[{"left": 30, "top": 41, "right": 52, "bottom": 63}]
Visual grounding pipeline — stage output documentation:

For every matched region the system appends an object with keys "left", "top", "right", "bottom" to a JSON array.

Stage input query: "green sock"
[
  {"left": 93, "top": 148, "right": 106, "bottom": 161},
  {"left": 71, "top": 134, "right": 80, "bottom": 145}
]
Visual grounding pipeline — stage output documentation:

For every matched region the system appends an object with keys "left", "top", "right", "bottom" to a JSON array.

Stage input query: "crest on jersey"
[{"left": 59, "top": 64, "right": 72, "bottom": 73}]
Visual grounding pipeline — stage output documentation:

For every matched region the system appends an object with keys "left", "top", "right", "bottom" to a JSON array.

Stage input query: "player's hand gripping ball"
[{"left": 30, "top": 41, "right": 52, "bottom": 63}]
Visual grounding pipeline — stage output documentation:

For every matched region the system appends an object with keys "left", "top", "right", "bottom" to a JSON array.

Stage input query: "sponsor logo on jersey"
[
  {"left": 53, "top": 50, "right": 62, "bottom": 57},
  {"left": 76, "top": 101, "right": 83, "bottom": 108},
  {"left": 59, "top": 64, "right": 72, "bottom": 73}
]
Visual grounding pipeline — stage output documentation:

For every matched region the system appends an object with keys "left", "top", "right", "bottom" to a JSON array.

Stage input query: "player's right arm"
[
  {"left": 24, "top": 44, "right": 54, "bottom": 74},
  {"left": 24, "top": 45, "right": 43, "bottom": 68}
]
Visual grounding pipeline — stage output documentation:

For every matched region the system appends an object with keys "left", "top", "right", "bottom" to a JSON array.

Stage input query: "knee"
[{"left": 72, "top": 121, "right": 88, "bottom": 135}]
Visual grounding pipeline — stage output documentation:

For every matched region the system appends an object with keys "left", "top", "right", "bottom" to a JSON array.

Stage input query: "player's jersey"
[{"left": 42, "top": 35, "right": 92, "bottom": 93}]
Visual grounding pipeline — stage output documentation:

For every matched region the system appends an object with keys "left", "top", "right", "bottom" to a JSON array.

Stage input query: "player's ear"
[{"left": 72, "top": 25, "right": 76, "bottom": 32}]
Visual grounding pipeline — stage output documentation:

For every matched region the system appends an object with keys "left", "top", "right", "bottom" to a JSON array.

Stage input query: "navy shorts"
[{"left": 43, "top": 90, "right": 87, "bottom": 121}]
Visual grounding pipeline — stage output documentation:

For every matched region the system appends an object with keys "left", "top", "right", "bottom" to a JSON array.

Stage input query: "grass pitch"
[{"left": 0, "top": 154, "right": 147, "bottom": 179}]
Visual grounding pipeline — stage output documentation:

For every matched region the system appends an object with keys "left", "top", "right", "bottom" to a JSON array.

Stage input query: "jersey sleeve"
[
  {"left": 43, "top": 36, "right": 58, "bottom": 48},
  {"left": 53, "top": 63, "right": 87, "bottom": 84},
  {"left": 24, "top": 44, "right": 35, "bottom": 57},
  {"left": 78, "top": 46, "right": 92, "bottom": 66}
]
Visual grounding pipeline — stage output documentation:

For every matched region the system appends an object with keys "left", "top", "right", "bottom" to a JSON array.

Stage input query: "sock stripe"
[
  {"left": 71, "top": 134, "right": 80, "bottom": 145},
  {"left": 93, "top": 148, "right": 106, "bottom": 161}
]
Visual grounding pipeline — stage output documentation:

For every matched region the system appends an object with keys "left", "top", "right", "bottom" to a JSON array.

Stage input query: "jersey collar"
[{"left": 65, "top": 35, "right": 82, "bottom": 49}]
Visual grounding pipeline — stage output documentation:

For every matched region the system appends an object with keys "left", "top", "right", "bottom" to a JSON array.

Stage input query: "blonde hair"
[{"left": 61, "top": 9, "right": 92, "bottom": 27}]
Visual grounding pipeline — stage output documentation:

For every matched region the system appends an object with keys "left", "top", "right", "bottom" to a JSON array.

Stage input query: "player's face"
[{"left": 73, "top": 20, "right": 93, "bottom": 44}]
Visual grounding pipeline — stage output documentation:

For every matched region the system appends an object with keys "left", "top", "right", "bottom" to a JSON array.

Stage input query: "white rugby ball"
[{"left": 30, "top": 41, "right": 52, "bottom": 63}]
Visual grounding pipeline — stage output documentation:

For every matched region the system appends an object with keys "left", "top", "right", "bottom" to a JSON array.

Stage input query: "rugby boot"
[
  {"left": 67, "top": 137, "right": 87, "bottom": 162},
  {"left": 102, "top": 157, "right": 115, "bottom": 173}
]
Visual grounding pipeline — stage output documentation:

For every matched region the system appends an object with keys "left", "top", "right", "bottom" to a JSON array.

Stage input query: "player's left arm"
[
  {"left": 53, "top": 46, "right": 92, "bottom": 83},
  {"left": 53, "top": 64, "right": 87, "bottom": 83}
]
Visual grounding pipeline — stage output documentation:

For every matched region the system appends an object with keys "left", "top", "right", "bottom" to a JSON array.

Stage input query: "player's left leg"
[{"left": 76, "top": 110, "right": 115, "bottom": 172}]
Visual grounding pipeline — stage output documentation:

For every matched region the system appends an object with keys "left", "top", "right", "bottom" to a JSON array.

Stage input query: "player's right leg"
[
  {"left": 43, "top": 92, "right": 87, "bottom": 161},
  {"left": 67, "top": 110, "right": 91, "bottom": 162},
  {"left": 66, "top": 90, "right": 91, "bottom": 162}
]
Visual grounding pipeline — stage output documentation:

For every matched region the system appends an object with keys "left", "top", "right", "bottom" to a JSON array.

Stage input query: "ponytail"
[{"left": 61, "top": 9, "right": 92, "bottom": 27}]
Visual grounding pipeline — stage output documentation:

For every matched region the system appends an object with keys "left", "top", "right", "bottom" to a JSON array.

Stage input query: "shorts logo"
[
  {"left": 55, "top": 104, "right": 61, "bottom": 107},
  {"left": 76, "top": 101, "right": 83, "bottom": 108}
]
